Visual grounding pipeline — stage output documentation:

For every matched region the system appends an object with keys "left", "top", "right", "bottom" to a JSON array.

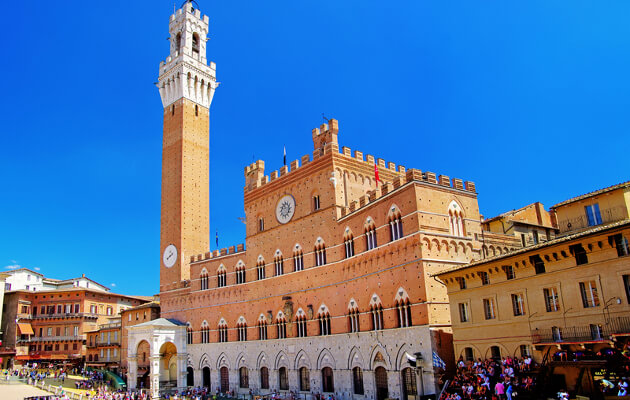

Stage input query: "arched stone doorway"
[
  {"left": 202, "top": 367, "right": 211, "bottom": 389},
  {"left": 401, "top": 367, "right": 417, "bottom": 400},
  {"left": 136, "top": 340, "right": 151, "bottom": 390},
  {"left": 220, "top": 366, "right": 229, "bottom": 393},
  {"left": 375, "top": 366, "right": 389, "bottom": 400},
  {"left": 160, "top": 341, "right": 178, "bottom": 385},
  {"left": 187, "top": 367, "right": 194, "bottom": 387}
]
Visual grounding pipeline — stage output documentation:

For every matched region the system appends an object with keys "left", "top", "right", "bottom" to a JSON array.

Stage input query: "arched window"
[
  {"left": 200, "top": 269, "right": 209, "bottom": 290},
  {"left": 388, "top": 206, "right": 403, "bottom": 241},
  {"left": 276, "top": 312, "right": 287, "bottom": 339},
  {"left": 348, "top": 300, "right": 360, "bottom": 333},
  {"left": 186, "top": 323, "right": 193, "bottom": 344},
  {"left": 401, "top": 367, "right": 417, "bottom": 398},
  {"left": 260, "top": 367, "right": 269, "bottom": 389},
  {"left": 236, "top": 261, "right": 246, "bottom": 284},
  {"left": 239, "top": 367, "right": 249, "bottom": 388},
  {"left": 218, "top": 319, "right": 228, "bottom": 343},
  {"left": 258, "top": 217, "right": 264, "bottom": 232},
  {"left": 274, "top": 252, "right": 284, "bottom": 276},
  {"left": 88, "top": 354, "right": 92, "bottom": 362},
  {"left": 464, "top": 347, "right": 474, "bottom": 361},
  {"left": 192, "top": 32, "right": 200, "bottom": 54},
  {"left": 200, "top": 321, "right": 210, "bottom": 343},
  {"left": 352, "top": 367, "right": 364, "bottom": 395},
  {"left": 396, "top": 299, "right": 412, "bottom": 328},
  {"left": 293, "top": 245, "right": 304, "bottom": 271},
  {"left": 314, "top": 239, "right": 327, "bottom": 266},
  {"left": 318, "top": 306, "right": 331, "bottom": 336},
  {"left": 369, "top": 295, "right": 384, "bottom": 331},
  {"left": 321, "top": 367, "right": 334, "bottom": 393},
  {"left": 490, "top": 345, "right": 501, "bottom": 359},
  {"left": 344, "top": 229, "right": 355, "bottom": 258},
  {"left": 278, "top": 367, "right": 288, "bottom": 390},
  {"left": 299, "top": 367, "right": 310, "bottom": 391},
  {"left": 313, "top": 194, "right": 321, "bottom": 211},
  {"left": 296, "top": 309, "right": 308, "bottom": 337},
  {"left": 448, "top": 201, "right": 465, "bottom": 237},
  {"left": 257, "top": 315, "right": 268, "bottom": 340},
  {"left": 174, "top": 32, "right": 182, "bottom": 54},
  {"left": 237, "top": 319, "right": 248, "bottom": 341},
  {"left": 365, "top": 218, "right": 377, "bottom": 250},
  {"left": 257, "top": 257, "right": 266, "bottom": 280},
  {"left": 217, "top": 266, "right": 226, "bottom": 288}
]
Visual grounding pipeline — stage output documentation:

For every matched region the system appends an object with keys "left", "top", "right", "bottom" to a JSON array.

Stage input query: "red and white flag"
[{"left": 374, "top": 163, "right": 380, "bottom": 187}]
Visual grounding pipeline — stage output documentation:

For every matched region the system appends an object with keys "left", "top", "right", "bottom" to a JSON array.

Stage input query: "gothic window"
[
  {"left": 200, "top": 321, "right": 210, "bottom": 343},
  {"left": 296, "top": 310, "right": 308, "bottom": 337},
  {"left": 276, "top": 313, "right": 287, "bottom": 339},
  {"left": 217, "top": 266, "right": 227, "bottom": 287},
  {"left": 200, "top": 269, "right": 209, "bottom": 290},
  {"left": 318, "top": 308, "right": 331, "bottom": 336},
  {"left": 365, "top": 219, "right": 377, "bottom": 250},
  {"left": 187, "top": 323, "right": 193, "bottom": 344},
  {"left": 321, "top": 367, "right": 334, "bottom": 393},
  {"left": 236, "top": 261, "right": 246, "bottom": 284},
  {"left": 396, "top": 299, "right": 412, "bottom": 328},
  {"left": 314, "top": 240, "right": 327, "bottom": 266},
  {"left": 388, "top": 206, "right": 403, "bottom": 241},
  {"left": 293, "top": 245, "right": 304, "bottom": 271},
  {"left": 370, "top": 303, "right": 384, "bottom": 331},
  {"left": 237, "top": 321, "right": 248, "bottom": 341},
  {"left": 348, "top": 302, "right": 360, "bottom": 333},
  {"left": 274, "top": 254, "right": 284, "bottom": 276},
  {"left": 218, "top": 320, "right": 228, "bottom": 343},
  {"left": 448, "top": 201, "right": 465, "bottom": 237},
  {"left": 257, "top": 258, "right": 266, "bottom": 280},
  {"left": 175, "top": 33, "right": 181, "bottom": 54},
  {"left": 299, "top": 367, "right": 310, "bottom": 391},
  {"left": 192, "top": 32, "right": 200, "bottom": 54},
  {"left": 344, "top": 230, "right": 355, "bottom": 258},
  {"left": 257, "top": 315, "right": 268, "bottom": 340}
]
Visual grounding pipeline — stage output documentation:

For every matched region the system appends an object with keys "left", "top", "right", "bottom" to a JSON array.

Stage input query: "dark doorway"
[
  {"left": 187, "top": 367, "right": 194, "bottom": 387},
  {"left": 401, "top": 367, "right": 417, "bottom": 399},
  {"left": 220, "top": 366, "right": 229, "bottom": 393},
  {"left": 375, "top": 366, "right": 389, "bottom": 400},
  {"left": 202, "top": 367, "right": 210, "bottom": 389}
]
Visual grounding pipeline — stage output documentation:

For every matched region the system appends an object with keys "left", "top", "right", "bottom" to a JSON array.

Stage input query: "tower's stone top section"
[{"left": 157, "top": 2, "right": 218, "bottom": 108}]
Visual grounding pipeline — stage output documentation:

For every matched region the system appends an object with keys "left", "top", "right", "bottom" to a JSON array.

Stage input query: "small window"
[
  {"left": 274, "top": 257, "right": 284, "bottom": 276},
  {"left": 237, "top": 323, "right": 248, "bottom": 341},
  {"left": 579, "top": 281, "right": 600, "bottom": 308},
  {"left": 313, "top": 195, "right": 320, "bottom": 211},
  {"left": 521, "top": 234, "right": 526, "bottom": 247},
  {"left": 348, "top": 308, "right": 360, "bottom": 332},
  {"left": 479, "top": 271, "right": 490, "bottom": 285},
  {"left": 390, "top": 216, "right": 403, "bottom": 241},
  {"left": 590, "top": 324, "right": 603, "bottom": 340},
  {"left": 532, "top": 230, "right": 539, "bottom": 244},
  {"left": 195, "top": 104, "right": 199, "bottom": 116},
  {"left": 458, "top": 277, "right": 467, "bottom": 290},
  {"left": 570, "top": 244, "right": 588, "bottom": 265},
  {"left": 200, "top": 271, "right": 209, "bottom": 290},
  {"left": 624, "top": 275, "right": 630, "bottom": 304},
  {"left": 543, "top": 287, "right": 560, "bottom": 312},
  {"left": 483, "top": 298, "right": 496, "bottom": 320},
  {"left": 257, "top": 260, "right": 266, "bottom": 280},
  {"left": 504, "top": 265, "right": 516, "bottom": 280},
  {"left": 219, "top": 324, "right": 228, "bottom": 342},
  {"left": 296, "top": 316, "right": 308, "bottom": 337},
  {"left": 192, "top": 33, "right": 200, "bottom": 54},
  {"left": 187, "top": 324, "right": 193, "bottom": 344},
  {"left": 344, "top": 237, "right": 354, "bottom": 258},
  {"left": 366, "top": 226, "right": 377, "bottom": 250},
  {"left": 511, "top": 293, "right": 525, "bottom": 316},
  {"left": 171, "top": 104, "right": 175, "bottom": 116},
  {"left": 318, "top": 313, "right": 331, "bottom": 336},
  {"left": 259, "top": 218, "right": 264, "bottom": 232},
  {"left": 236, "top": 264, "right": 246, "bottom": 284},
  {"left": 217, "top": 270, "right": 227, "bottom": 287},
  {"left": 396, "top": 300, "right": 412, "bottom": 328},
  {"left": 293, "top": 249, "right": 304, "bottom": 272},
  {"left": 610, "top": 234, "right": 630, "bottom": 257},
  {"left": 530, "top": 255, "right": 545, "bottom": 274},
  {"left": 370, "top": 305, "right": 384, "bottom": 331},
  {"left": 458, "top": 303, "right": 469, "bottom": 322},
  {"left": 585, "top": 203, "right": 602, "bottom": 226},
  {"left": 258, "top": 321, "right": 267, "bottom": 340},
  {"left": 276, "top": 318, "right": 287, "bottom": 339},
  {"left": 315, "top": 245, "right": 327, "bottom": 266}
]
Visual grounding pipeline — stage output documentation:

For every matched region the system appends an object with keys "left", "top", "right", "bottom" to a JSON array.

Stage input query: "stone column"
[
  {"left": 150, "top": 355, "right": 161, "bottom": 400},
  {"left": 127, "top": 355, "right": 138, "bottom": 390},
  {"left": 176, "top": 353, "right": 188, "bottom": 389}
]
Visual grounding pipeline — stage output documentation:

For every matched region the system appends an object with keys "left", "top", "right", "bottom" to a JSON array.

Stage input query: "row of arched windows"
[
  {"left": 185, "top": 291, "right": 413, "bottom": 343},
  {"left": 198, "top": 207, "right": 408, "bottom": 291}
]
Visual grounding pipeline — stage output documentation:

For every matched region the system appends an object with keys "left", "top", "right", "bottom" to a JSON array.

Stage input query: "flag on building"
[
  {"left": 374, "top": 163, "right": 380, "bottom": 186},
  {"left": 432, "top": 351, "right": 446, "bottom": 369},
  {"left": 215, "top": 230, "right": 219, "bottom": 248},
  {"left": 283, "top": 146, "right": 286, "bottom": 166}
]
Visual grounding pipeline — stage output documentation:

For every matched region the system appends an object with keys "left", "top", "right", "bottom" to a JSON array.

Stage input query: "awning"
[{"left": 17, "top": 323, "right": 34, "bottom": 335}]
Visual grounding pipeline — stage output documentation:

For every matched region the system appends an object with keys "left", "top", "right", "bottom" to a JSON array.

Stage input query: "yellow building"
[{"left": 436, "top": 181, "right": 630, "bottom": 397}]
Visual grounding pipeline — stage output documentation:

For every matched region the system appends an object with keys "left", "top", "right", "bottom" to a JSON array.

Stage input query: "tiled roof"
[
  {"left": 436, "top": 219, "right": 630, "bottom": 276},
  {"left": 551, "top": 181, "right": 630, "bottom": 209}
]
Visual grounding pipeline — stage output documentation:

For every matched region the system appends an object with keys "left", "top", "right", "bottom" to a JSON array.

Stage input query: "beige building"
[
  {"left": 437, "top": 181, "right": 630, "bottom": 396},
  {"left": 482, "top": 202, "right": 557, "bottom": 249}
]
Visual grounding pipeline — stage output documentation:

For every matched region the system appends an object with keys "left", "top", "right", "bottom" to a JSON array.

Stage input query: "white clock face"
[
  {"left": 163, "top": 244, "right": 178, "bottom": 268},
  {"left": 275, "top": 194, "right": 296, "bottom": 224}
]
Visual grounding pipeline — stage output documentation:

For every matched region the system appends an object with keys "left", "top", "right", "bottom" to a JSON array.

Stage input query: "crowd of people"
[{"left": 439, "top": 356, "right": 536, "bottom": 400}]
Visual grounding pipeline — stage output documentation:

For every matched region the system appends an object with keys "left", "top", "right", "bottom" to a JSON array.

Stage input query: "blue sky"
[{"left": 2, "top": 1, "right": 628, "bottom": 296}]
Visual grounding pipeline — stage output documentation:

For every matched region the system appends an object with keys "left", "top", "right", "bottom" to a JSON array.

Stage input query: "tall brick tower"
[{"left": 157, "top": 2, "right": 218, "bottom": 290}]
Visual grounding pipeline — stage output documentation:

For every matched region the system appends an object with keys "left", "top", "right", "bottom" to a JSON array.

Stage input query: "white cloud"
[
  {"left": 110, "top": 283, "right": 116, "bottom": 287},
  {"left": 34, "top": 267, "right": 41, "bottom": 271},
  {"left": 5, "top": 264, "right": 21, "bottom": 270}
]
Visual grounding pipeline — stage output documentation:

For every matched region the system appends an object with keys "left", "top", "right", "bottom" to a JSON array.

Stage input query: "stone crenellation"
[
  {"left": 243, "top": 119, "right": 476, "bottom": 198},
  {"left": 190, "top": 243, "right": 246, "bottom": 264}
]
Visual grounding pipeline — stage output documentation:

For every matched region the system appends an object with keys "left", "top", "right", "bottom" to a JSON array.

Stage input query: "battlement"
[
  {"left": 243, "top": 118, "right": 476, "bottom": 196},
  {"left": 190, "top": 243, "right": 246, "bottom": 264},
  {"left": 170, "top": 2, "right": 210, "bottom": 24},
  {"left": 340, "top": 168, "right": 476, "bottom": 218}
]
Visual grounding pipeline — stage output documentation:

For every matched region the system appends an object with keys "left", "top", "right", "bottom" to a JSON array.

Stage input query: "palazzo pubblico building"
[{"left": 126, "top": 3, "right": 519, "bottom": 399}]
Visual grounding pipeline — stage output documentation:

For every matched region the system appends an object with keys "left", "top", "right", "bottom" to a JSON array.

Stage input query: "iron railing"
[
  {"left": 557, "top": 206, "right": 627, "bottom": 233},
  {"left": 531, "top": 316, "right": 630, "bottom": 343}
]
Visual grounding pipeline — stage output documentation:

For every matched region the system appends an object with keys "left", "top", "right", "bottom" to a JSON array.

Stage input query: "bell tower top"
[{"left": 157, "top": 2, "right": 218, "bottom": 109}]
